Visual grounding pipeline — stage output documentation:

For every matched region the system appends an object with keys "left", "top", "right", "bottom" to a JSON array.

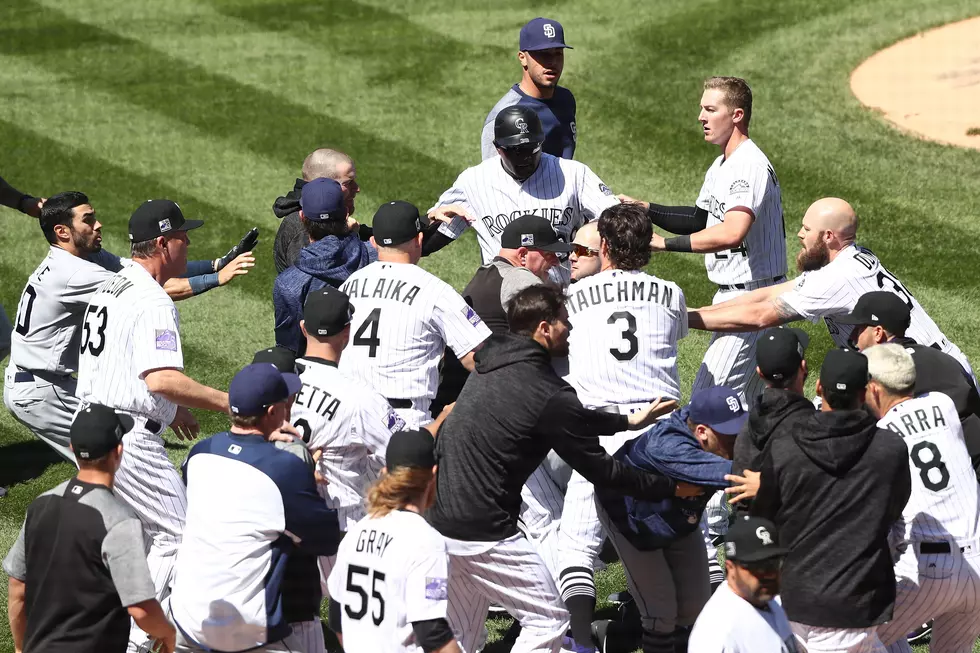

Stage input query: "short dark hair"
[
  {"left": 302, "top": 215, "right": 351, "bottom": 241},
  {"left": 597, "top": 203, "right": 652, "bottom": 271},
  {"left": 507, "top": 285, "right": 566, "bottom": 337},
  {"left": 704, "top": 76, "right": 753, "bottom": 127},
  {"left": 822, "top": 388, "right": 863, "bottom": 411},
  {"left": 39, "top": 191, "right": 89, "bottom": 245}
]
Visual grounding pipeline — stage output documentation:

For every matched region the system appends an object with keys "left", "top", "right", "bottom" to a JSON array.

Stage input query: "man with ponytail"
[{"left": 328, "top": 429, "right": 460, "bottom": 653}]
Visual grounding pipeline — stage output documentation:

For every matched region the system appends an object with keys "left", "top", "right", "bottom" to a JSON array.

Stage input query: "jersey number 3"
[
  {"left": 608, "top": 311, "right": 638, "bottom": 361},
  {"left": 80, "top": 305, "right": 108, "bottom": 356},
  {"left": 345, "top": 565, "right": 386, "bottom": 625}
]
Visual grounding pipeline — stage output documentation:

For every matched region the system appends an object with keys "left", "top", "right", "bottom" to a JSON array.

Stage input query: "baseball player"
[
  {"left": 688, "top": 197, "right": 975, "bottom": 384},
  {"left": 620, "top": 76, "right": 786, "bottom": 404},
  {"left": 569, "top": 221, "right": 600, "bottom": 282},
  {"left": 328, "top": 429, "right": 460, "bottom": 653},
  {"left": 428, "top": 104, "right": 619, "bottom": 286},
  {"left": 4, "top": 191, "right": 255, "bottom": 462},
  {"left": 74, "top": 199, "right": 230, "bottom": 648},
  {"left": 481, "top": 17, "right": 576, "bottom": 161},
  {"left": 339, "top": 201, "right": 490, "bottom": 429},
  {"left": 863, "top": 345, "right": 980, "bottom": 652},
  {"left": 1, "top": 174, "right": 43, "bottom": 363}
]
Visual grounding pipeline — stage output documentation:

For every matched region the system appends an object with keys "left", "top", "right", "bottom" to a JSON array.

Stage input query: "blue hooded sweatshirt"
[
  {"left": 273, "top": 234, "right": 377, "bottom": 353},
  {"left": 596, "top": 407, "right": 732, "bottom": 551}
]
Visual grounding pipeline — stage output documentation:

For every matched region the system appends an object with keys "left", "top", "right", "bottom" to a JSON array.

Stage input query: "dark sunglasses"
[
  {"left": 738, "top": 557, "right": 782, "bottom": 575},
  {"left": 571, "top": 243, "right": 599, "bottom": 257}
]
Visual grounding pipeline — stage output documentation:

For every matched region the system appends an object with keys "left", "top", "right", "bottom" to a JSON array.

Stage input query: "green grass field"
[{"left": 2, "top": 0, "right": 979, "bottom": 650}]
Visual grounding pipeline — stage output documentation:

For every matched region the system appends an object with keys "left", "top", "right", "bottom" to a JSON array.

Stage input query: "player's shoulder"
[
  {"left": 916, "top": 390, "right": 958, "bottom": 413},
  {"left": 392, "top": 511, "right": 447, "bottom": 551},
  {"left": 728, "top": 140, "right": 773, "bottom": 174},
  {"left": 484, "top": 86, "right": 523, "bottom": 125},
  {"left": 553, "top": 85, "right": 576, "bottom": 107}
]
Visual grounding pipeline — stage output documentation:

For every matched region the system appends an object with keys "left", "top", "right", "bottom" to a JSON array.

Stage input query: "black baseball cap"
[
  {"left": 835, "top": 291, "right": 911, "bottom": 336},
  {"left": 372, "top": 201, "right": 431, "bottom": 246},
  {"left": 252, "top": 346, "right": 297, "bottom": 374},
  {"left": 128, "top": 200, "right": 204, "bottom": 242},
  {"left": 725, "top": 515, "right": 788, "bottom": 562},
  {"left": 819, "top": 349, "right": 869, "bottom": 398},
  {"left": 501, "top": 215, "right": 572, "bottom": 253},
  {"left": 304, "top": 287, "right": 354, "bottom": 338},
  {"left": 385, "top": 429, "right": 436, "bottom": 471},
  {"left": 229, "top": 363, "right": 302, "bottom": 417},
  {"left": 71, "top": 404, "right": 135, "bottom": 460},
  {"left": 756, "top": 327, "right": 810, "bottom": 382}
]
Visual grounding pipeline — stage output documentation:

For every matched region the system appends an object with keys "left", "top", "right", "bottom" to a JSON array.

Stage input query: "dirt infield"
[{"left": 851, "top": 16, "right": 980, "bottom": 151}]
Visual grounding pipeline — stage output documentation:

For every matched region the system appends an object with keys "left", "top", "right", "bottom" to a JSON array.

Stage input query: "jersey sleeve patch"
[
  {"left": 425, "top": 577, "right": 448, "bottom": 601},
  {"left": 462, "top": 306, "right": 483, "bottom": 327},
  {"left": 599, "top": 183, "right": 612, "bottom": 196},
  {"left": 155, "top": 329, "right": 178, "bottom": 351},
  {"left": 384, "top": 409, "right": 406, "bottom": 433},
  {"left": 729, "top": 179, "right": 750, "bottom": 195}
]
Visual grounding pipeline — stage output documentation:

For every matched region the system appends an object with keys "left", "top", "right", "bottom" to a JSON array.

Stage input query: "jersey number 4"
[
  {"left": 345, "top": 565, "right": 386, "bottom": 625},
  {"left": 608, "top": 311, "right": 638, "bottom": 361},
  {"left": 80, "top": 306, "right": 108, "bottom": 356},
  {"left": 352, "top": 308, "right": 382, "bottom": 358},
  {"left": 910, "top": 441, "right": 950, "bottom": 492}
]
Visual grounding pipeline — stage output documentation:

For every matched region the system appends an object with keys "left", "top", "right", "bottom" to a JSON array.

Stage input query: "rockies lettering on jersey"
[
  {"left": 877, "top": 392, "right": 980, "bottom": 544},
  {"left": 566, "top": 269, "right": 688, "bottom": 407},
  {"left": 695, "top": 139, "right": 786, "bottom": 285},
  {"left": 780, "top": 244, "right": 971, "bottom": 373},
  {"left": 431, "top": 153, "right": 619, "bottom": 286},
  {"left": 10, "top": 247, "right": 124, "bottom": 374},
  {"left": 76, "top": 263, "right": 183, "bottom": 425},
  {"left": 339, "top": 262, "right": 490, "bottom": 408},
  {"left": 291, "top": 357, "right": 405, "bottom": 530}
]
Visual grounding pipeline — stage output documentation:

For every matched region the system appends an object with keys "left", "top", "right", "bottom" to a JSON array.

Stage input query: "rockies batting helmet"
[{"left": 493, "top": 105, "right": 544, "bottom": 149}]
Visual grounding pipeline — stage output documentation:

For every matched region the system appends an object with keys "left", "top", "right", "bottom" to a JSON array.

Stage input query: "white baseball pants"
[{"left": 4, "top": 364, "right": 78, "bottom": 462}]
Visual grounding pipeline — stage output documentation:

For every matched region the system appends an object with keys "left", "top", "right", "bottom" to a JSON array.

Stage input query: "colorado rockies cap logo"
[
  {"left": 516, "top": 118, "right": 529, "bottom": 134},
  {"left": 543, "top": 23, "right": 555, "bottom": 38},
  {"left": 521, "top": 233, "right": 534, "bottom": 246},
  {"left": 756, "top": 526, "right": 773, "bottom": 545},
  {"left": 158, "top": 218, "right": 172, "bottom": 233}
]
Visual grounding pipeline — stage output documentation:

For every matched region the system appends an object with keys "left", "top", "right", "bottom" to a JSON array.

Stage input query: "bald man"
[
  {"left": 690, "top": 198, "right": 975, "bottom": 383},
  {"left": 273, "top": 148, "right": 363, "bottom": 273},
  {"left": 570, "top": 222, "right": 601, "bottom": 282}
]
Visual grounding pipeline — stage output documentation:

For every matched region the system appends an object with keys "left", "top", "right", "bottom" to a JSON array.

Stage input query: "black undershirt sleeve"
[
  {"left": 646, "top": 204, "right": 709, "bottom": 235},
  {"left": 327, "top": 598, "right": 342, "bottom": 634},
  {"left": 357, "top": 224, "right": 373, "bottom": 241},
  {"left": 0, "top": 175, "right": 37, "bottom": 215},
  {"left": 412, "top": 617, "right": 455, "bottom": 652},
  {"left": 421, "top": 223, "right": 455, "bottom": 257}
]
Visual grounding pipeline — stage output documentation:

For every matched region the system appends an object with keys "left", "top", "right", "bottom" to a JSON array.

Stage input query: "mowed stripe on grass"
[{"left": 2, "top": 0, "right": 980, "bottom": 651}]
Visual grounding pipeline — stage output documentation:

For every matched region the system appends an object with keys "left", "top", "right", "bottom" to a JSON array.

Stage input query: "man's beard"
[
  {"left": 72, "top": 230, "right": 101, "bottom": 254},
  {"left": 796, "top": 240, "right": 829, "bottom": 272}
]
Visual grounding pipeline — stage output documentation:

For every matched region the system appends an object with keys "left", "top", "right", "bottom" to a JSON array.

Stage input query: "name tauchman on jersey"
[{"left": 567, "top": 277, "right": 675, "bottom": 316}]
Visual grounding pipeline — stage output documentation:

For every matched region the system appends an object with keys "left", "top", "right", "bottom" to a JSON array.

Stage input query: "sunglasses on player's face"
[
  {"left": 738, "top": 557, "right": 783, "bottom": 576},
  {"left": 571, "top": 243, "right": 599, "bottom": 257}
]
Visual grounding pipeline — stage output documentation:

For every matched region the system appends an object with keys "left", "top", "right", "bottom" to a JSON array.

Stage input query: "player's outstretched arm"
[
  {"left": 7, "top": 576, "right": 26, "bottom": 653},
  {"left": 617, "top": 195, "right": 708, "bottom": 235},
  {"left": 689, "top": 295, "right": 801, "bottom": 332},
  {"left": 697, "top": 279, "right": 794, "bottom": 313},
  {"left": 164, "top": 251, "right": 256, "bottom": 301},
  {"left": 650, "top": 209, "right": 753, "bottom": 254},
  {"left": 143, "top": 368, "right": 229, "bottom": 413},
  {"left": 0, "top": 175, "right": 42, "bottom": 218}
]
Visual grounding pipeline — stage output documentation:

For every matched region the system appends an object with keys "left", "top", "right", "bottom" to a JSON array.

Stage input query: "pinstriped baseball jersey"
[
  {"left": 10, "top": 247, "right": 124, "bottom": 374},
  {"left": 779, "top": 244, "right": 971, "bottom": 372},
  {"left": 339, "top": 262, "right": 491, "bottom": 403},
  {"left": 877, "top": 392, "right": 980, "bottom": 543},
  {"left": 566, "top": 269, "right": 687, "bottom": 406},
  {"left": 76, "top": 263, "right": 182, "bottom": 425},
  {"left": 696, "top": 139, "right": 786, "bottom": 285},
  {"left": 291, "top": 357, "right": 406, "bottom": 531},
  {"left": 430, "top": 153, "right": 619, "bottom": 286}
]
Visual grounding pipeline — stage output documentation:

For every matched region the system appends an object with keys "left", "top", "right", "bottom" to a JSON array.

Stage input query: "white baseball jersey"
[
  {"left": 291, "top": 356, "right": 406, "bottom": 531},
  {"left": 430, "top": 153, "right": 619, "bottom": 285},
  {"left": 689, "top": 583, "right": 798, "bottom": 652},
  {"left": 779, "top": 244, "right": 970, "bottom": 370},
  {"left": 76, "top": 263, "right": 182, "bottom": 425},
  {"left": 10, "top": 247, "right": 124, "bottom": 374},
  {"left": 328, "top": 510, "right": 449, "bottom": 653},
  {"left": 696, "top": 139, "right": 786, "bottom": 285},
  {"left": 565, "top": 269, "right": 687, "bottom": 406},
  {"left": 877, "top": 392, "right": 980, "bottom": 544},
  {"left": 339, "top": 262, "right": 490, "bottom": 404}
]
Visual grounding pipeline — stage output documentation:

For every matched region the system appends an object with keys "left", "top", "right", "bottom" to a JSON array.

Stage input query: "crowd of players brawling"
[{"left": 4, "top": 15, "right": 980, "bottom": 653}]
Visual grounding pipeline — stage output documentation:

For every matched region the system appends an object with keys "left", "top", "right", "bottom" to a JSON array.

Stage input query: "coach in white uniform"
[
  {"left": 5, "top": 192, "right": 253, "bottom": 462},
  {"left": 621, "top": 76, "right": 786, "bottom": 404},
  {"left": 75, "top": 199, "right": 230, "bottom": 645},
  {"left": 863, "top": 345, "right": 980, "bottom": 651},
  {"left": 340, "top": 201, "right": 491, "bottom": 428},
  {"left": 689, "top": 197, "right": 974, "bottom": 383},
  {"left": 428, "top": 105, "right": 618, "bottom": 286}
]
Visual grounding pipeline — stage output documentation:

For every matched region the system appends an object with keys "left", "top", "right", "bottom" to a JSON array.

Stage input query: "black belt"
[
  {"left": 386, "top": 398, "right": 413, "bottom": 409},
  {"left": 920, "top": 541, "right": 960, "bottom": 554},
  {"left": 717, "top": 275, "right": 786, "bottom": 292},
  {"left": 14, "top": 371, "right": 34, "bottom": 383},
  {"left": 146, "top": 419, "right": 162, "bottom": 433}
]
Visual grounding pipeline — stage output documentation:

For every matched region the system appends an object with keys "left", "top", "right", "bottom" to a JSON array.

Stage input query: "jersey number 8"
[{"left": 910, "top": 441, "right": 950, "bottom": 492}]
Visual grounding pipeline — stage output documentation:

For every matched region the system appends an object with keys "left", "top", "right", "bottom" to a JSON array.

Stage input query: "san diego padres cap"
[
  {"left": 229, "top": 363, "right": 302, "bottom": 417},
  {"left": 519, "top": 17, "right": 573, "bottom": 51},
  {"left": 70, "top": 404, "right": 135, "bottom": 460},
  {"left": 835, "top": 291, "right": 911, "bottom": 336},
  {"left": 372, "top": 201, "right": 430, "bottom": 246},
  {"left": 501, "top": 214, "right": 572, "bottom": 253},
  {"left": 385, "top": 429, "right": 436, "bottom": 472},
  {"left": 756, "top": 327, "right": 809, "bottom": 382},
  {"left": 725, "top": 515, "right": 788, "bottom": 562},
  {"left": 304, "top": 286, "right": 354, "bottom": 338},
  {"left": 128, "top": 199, "right": 204, "bottom": 242},
  {"left": 688, "top": 386, "right": 748, "bottom": 436}
]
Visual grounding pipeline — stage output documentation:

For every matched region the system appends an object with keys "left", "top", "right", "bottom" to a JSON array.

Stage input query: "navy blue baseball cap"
[
  {"left": 229, "top": 363, "right": 302, "bottom": 417},
  {"left": 519, "top": 18, "right": 572, "bottom": 51},
  {"left": 300, "top": 178, "right": 347, "bottom": 223},
  {"left": 688, "top": 386, "right": 748, "bottom": 435}
]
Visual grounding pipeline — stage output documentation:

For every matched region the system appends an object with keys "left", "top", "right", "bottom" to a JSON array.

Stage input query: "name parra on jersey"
[
  {"left": 877, "top": 392, "right": 980, "bottom": 545},
  {"left": 566, "top": 269, "right": 688, "bottom": 407},
  {"left": 430, "top": 153, "right": 619, "bottom": 285},
  {"left": 696, "top": 139, "right": 786, "bottom": 285}
]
